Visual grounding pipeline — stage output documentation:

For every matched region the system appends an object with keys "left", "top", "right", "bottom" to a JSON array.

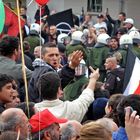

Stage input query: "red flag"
[{"left": 0, "top": 4, "right": 25, "bottom": 37}]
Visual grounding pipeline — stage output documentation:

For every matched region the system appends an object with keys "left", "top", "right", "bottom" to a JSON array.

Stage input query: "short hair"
[
  {"left": 105, "top": 94, "right": 124, "bottom": 126},
  {"left": 61, "top": 124, "right": 78, "bottom": 140},
  {"left": 0, "top": 36, "right": 19, "bottom": 56},
  {"left": 117, "top": 94, "right": 140, "bottom": 127},
  {"left": 0, "top": 131, "right": 24, "bottom": 140},
  {"left": 99, "top": 27, "right": 107, "bottom": 32},
  {"left": 0, "top": 74, "right": 13, "bottom": 91},
  {"left": 119, "top": 12, "right": 126, "bottom": 17},
  {"left": 41, "top": 42, "right": 57, "bottom": 56},
  {"left": 85, "top": 13, "right": 92, "bottom": 19},
  {"left": 16, "top": 102, "right": 35, "bottom": 119},
  {"left": 80, "top": 121, "right": 112, "bottom": 140},
  {"left": 1, "top": 111, "right": 22, "bottom": 131},
  {"left": 38, "top": 72, "right": 61, "bottom": 100},
  {"left": 110, "top": 36, "right": 119, "bottom": 42}
]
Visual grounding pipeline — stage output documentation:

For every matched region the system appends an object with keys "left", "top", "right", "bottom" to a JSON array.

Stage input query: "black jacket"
[
  {"left": 106, "top": 14, "right": 121, "bottom": 36},
  {"left": 104, "top": 67, "right": 124, "bottom": 95}
]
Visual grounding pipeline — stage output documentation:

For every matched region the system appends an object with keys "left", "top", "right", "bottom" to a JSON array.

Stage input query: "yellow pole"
[{"left": 16, "top": 0, "right": 30, "bottom": 119}]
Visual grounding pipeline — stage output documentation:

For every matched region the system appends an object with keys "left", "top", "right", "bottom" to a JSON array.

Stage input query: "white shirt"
[{"left": 35, "top": 88, "right": 94, "bottom": 122}]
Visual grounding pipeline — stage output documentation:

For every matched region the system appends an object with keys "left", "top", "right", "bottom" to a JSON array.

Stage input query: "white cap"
[{"left": 124, "top": 18, "right": 134, "bottom": 25}]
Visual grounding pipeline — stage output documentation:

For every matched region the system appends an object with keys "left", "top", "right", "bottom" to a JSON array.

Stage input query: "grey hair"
[
  {"left": 1, "top": 111, "right": 21, "bottom": 131},
  {"left": 61, "top": 124, "right": 77, "bottom": 140}
]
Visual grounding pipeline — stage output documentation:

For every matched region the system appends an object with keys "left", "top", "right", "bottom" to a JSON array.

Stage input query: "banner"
[{"left": 46, "top": 9, "right": 74, "bottom": 35}]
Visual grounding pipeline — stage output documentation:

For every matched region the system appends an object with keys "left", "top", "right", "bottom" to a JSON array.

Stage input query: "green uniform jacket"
[
  {"left": 63, "top": 76, "right": 89, "bottom": 101},
  {"left": 89, "top": 43, "right": 110, "bottom": 81},
  {"left": 118, "top": 48, "right": 127, "bottom": 68},
  {"left": 24, "top": 35, "right": 40, "bottom": 54}
]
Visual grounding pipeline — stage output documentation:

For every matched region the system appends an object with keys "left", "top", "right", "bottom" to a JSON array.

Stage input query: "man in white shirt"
[{"left": 35, "top": 67, "right": 99, "bottom": 122}]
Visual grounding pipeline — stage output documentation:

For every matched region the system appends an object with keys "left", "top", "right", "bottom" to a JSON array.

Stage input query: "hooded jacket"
[{"left": 28, "top": 58, "right": 75, "bottom": 103}]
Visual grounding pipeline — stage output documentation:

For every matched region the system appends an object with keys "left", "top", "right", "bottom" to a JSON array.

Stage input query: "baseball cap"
[
  {"left": 29, "top": 109, "right": 67, "bottom": 133},
  {"left": 124, "top": 18, "right": 134, "bottom": 25}
]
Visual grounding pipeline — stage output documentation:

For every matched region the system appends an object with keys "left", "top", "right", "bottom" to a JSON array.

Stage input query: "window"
[{"left": 87, "top": 0, "right": 102, "bottom": 12}]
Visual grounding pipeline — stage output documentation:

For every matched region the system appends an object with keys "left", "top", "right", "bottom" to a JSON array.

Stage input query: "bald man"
[
  {"left": 61, "top": 120, "right": 82, "bottom": 140},
  {"left": 34, "top": 46, "right": 42, "bottom": 58},
  {"left": 103, "top": 57, "right": 124, "bottom": 95},
  {"left": 0, "top": 108, "right": 31, "bottom": 139}
]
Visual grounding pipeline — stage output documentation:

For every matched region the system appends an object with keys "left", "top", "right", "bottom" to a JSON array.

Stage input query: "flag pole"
[{"left": 16, "top": 0, "right": 30, "bottom": 118}]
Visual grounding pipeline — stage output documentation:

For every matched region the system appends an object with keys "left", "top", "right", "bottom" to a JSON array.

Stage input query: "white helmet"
[
  {"left": 119, "top": 34, "right": 133, "bottom": 45},
  {"left": 124, "top": 18, "right": 134, "bottom": 25},
  {"left": 30, "top": 23, "right": 40, "bottom": 33},
  {"left": 72, "top": 31, "right": 83, "bottom": 41},
  {"left": 83, "top": 29, "right": 89, "bottom": 36},
  {"left": 129, "top": 31, "right": 140, "bottom": 44},
  {"left": 57, "top": 33, "right": 68, "bottom": 43},
  {"left": 97, "top": 33, "right": 110, "bottom": 45}
]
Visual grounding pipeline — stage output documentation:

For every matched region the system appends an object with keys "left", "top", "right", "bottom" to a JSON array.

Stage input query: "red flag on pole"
[{"left": 0, "top": 4, "right": 25, "bottom": 37}]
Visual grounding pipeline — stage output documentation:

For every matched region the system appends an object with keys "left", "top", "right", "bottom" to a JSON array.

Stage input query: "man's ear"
[{"left": 44, "top": 131, "right": 51, "bottom": 140}]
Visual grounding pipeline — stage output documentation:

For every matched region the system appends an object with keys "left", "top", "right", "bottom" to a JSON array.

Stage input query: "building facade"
[{"left": 3, "top": 0, "right": 140, "bottom": 29}]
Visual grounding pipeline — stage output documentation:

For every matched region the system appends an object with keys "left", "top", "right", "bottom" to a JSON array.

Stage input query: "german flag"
[{"left": 123, "top": 48, "right": 140, "bottom": 95}]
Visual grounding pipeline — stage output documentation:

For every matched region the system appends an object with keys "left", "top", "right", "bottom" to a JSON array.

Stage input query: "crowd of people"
[{"left": 0, "top": 2, "right": 140, "bottom": 140}]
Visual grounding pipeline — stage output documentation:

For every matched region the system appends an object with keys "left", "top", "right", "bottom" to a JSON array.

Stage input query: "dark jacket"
[
  {"left": 106, "top": 14, "right": 121, "bottom": 36},
  {"left": 34, "top": 5, "right": 50, "bottom": 23},
  {"left": 104, "top": 67, "right": 124, "bottom": 95},
  {"left": 28, "top": 58, "right": 75, "bottom": 103},
  {"left": 17, "top": 54, "right": 34, "bottom": 71}
]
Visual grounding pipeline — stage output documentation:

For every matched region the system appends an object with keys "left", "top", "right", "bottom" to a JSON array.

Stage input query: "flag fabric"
[
  {"left": 0, "top": 4, "right": 25, "bottom": 37},
  {"left": 123, "top": 48, "right": 140, "bottom": 95},
  {"left": 46, "top": 9, "right": 74, "bottom": 35}
]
